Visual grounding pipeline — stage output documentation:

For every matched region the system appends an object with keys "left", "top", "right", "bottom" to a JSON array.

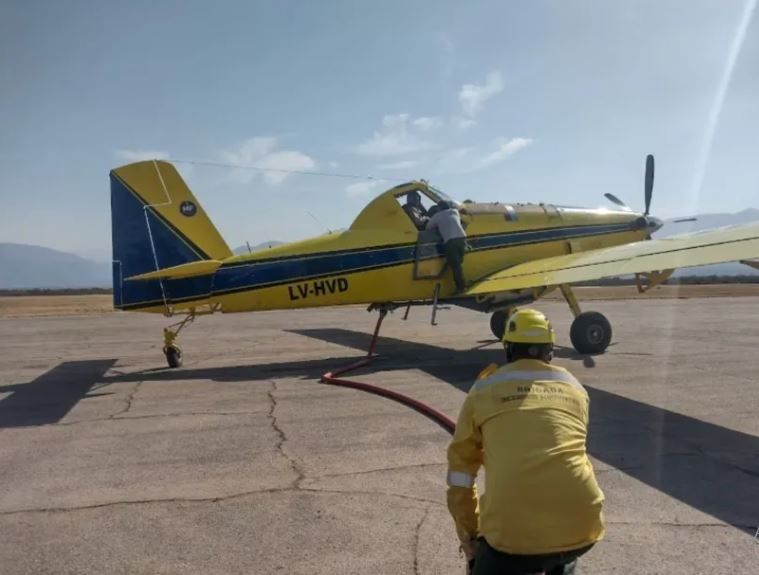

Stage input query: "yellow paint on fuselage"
[
  {"left": 114, "top": 161, "right": 233, "bottom": 260},
  {"left": 214, "top": 229, "right": 645, "bottom": 313},
  {"left": 136, "top": 181, "right": 649, "bottom": 315}
]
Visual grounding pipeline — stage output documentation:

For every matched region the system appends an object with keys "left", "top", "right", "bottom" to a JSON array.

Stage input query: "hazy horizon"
[
  {"left": 2, "top": 1, "right": 758, "bottom": 259},
  {"left": 3, "top": 204, "right": 759, "bottom": 263}
]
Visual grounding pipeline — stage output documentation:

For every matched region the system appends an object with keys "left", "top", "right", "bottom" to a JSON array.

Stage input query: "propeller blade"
[
  {"left": 604, "top": 193, "right": 633, "bottom": 211},
  {"left": 644, "top": 154, "right": 654, "bottom": 215},
  {"left": 673, "top": 217, "right": 698, "bottom": 223}
]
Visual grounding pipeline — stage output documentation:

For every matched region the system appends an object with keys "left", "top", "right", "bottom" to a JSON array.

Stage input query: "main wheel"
[
  {"left": 164, "top": 345, "right": 183, "bottom": 368},
  {"left": 570, "top": 312, "right": 612, "bottom": 354},
  {"left": 490, "top": 310, "right": 509, "bottom": 340}
]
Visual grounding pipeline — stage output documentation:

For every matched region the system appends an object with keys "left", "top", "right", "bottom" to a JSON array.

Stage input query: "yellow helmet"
[{"left": 503, "top": 308, "right": 555, "bottom": 344}]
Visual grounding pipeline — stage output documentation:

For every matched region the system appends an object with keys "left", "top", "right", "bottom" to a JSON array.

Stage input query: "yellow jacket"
[{"left": 446, "top": 358, "right": 605, "bottom": 555}]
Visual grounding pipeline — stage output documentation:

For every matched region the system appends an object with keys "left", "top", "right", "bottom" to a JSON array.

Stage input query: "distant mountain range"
[
  {"left": 661, "top": 208, "right": 759, "bottom": 235},
  {"left": 2, "top": 208, "right": 758, "bottom": 289},
  {"left": 660, "top": 208, "right": 759, "bottom": 276},
  {"left": 0, "top": 241, "right": 287, "bottom": 289},
  {"left": 233, "top": 241, "right": 285, "bottom": 255},
  {"left": 0, "top": 244, "right": 111, "bottom": 289}
]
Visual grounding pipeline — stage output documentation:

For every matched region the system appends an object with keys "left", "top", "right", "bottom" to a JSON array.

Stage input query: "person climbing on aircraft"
[
  {"left": 446, "top": 308, "right": 605, "bottom": 574},
  {"left": 402, "top": 190, "right": 429, "bottom": 229},
  {"left": 425, "top": 200, "right": 468, "bottom": 292}
]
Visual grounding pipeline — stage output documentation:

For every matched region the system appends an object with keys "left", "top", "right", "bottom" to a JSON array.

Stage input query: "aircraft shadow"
[
  {"left": 9, "top": 332, "right": 756, "bottom": 535},
  {"left": 0, "top": 359, "right": 117, "bottom": 428},
  {"left": 585, "top": 387, "right": 758, "bottom": 535},
  {"left": 107, "top": 355, "right": 366, "bottom": 385},
  {"left": 287, "top": 328, "right": 759, "bottom": 535},
  {"left": 287, "top": 328, "right": 595, "bottom": 390}
]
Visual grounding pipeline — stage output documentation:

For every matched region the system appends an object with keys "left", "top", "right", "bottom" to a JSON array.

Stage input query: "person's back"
[
  {"left": 464, "top": 359, "right": 604, "bottom": 553},
  {"left": 446, "top": 309, "right": 604, "bottom": 574},
  {"left": 426, "top": 205, "right": 465, "bottom": 242},
  {"left": 426, "top": 202, "right": 468, "bottom": 291}
]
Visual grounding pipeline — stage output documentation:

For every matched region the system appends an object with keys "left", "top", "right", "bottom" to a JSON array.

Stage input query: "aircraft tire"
[
  {"left": 570, "top": 311, "right": 612, "bottom": 354},
  {"left": 490, "top": 310, "right": 508, "bottom": 340},
  {"left": 165, "top": 345, "right": 183, "bottom": 368}
]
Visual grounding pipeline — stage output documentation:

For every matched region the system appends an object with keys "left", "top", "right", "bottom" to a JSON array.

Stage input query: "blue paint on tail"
[{"left": 110, "top": 173, "right": 213, "bottom": 310}]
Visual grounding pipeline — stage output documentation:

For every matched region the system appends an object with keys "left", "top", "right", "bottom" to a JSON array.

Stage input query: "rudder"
[{"left": 110, "top": 160, "right": 232, "bottom": 311}]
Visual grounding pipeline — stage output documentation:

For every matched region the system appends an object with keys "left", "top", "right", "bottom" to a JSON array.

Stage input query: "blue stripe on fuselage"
[
  {"left": 213, "top": 243, "right": 419, "bottom": 293},
  {"left": 211, "top": 221, "right": 636, "bottom": 296},
  {"left": 468, "top": 222, "right": 633, "bottom": 251}
]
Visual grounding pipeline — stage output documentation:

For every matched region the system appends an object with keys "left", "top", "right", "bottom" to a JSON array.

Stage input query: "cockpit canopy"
[{"left": 349, "top": 181, "right": 461, "bottom": 232}]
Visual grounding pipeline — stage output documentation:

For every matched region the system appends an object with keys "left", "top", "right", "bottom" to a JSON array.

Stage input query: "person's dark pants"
[
  {"left": 471, "top": 537, "right": 594, "bottom": 575},
  {"left": 445, "top": 237, "right": 467, "bottom": 291}
]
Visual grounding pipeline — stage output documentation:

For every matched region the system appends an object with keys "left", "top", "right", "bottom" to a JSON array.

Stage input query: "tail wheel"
[
  {"left": 570, "top": 311, "right": 612, "bottom": 354},
  {"left": 164, "top": 345, "right": 183, "bottom": 368},
  {"left": 489, "top": 309, "right": 511, "bottom": 340}
]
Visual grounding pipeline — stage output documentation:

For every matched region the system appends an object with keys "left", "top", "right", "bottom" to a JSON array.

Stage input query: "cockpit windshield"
[
  {"left": 426, "top": 184, "right": 461, "bottom": 207},
  {"left": 393, "top": 182, "right": 463, "bottom": 231}
]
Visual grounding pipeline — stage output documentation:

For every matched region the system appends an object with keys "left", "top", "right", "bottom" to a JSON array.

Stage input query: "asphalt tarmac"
[{"left": 1, "top": 297, "right": 757, "bottom": 574}]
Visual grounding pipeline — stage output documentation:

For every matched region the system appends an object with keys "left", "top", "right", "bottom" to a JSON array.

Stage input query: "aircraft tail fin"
[{"left": 110, "top": 160, "right": 232, "bottom": 311}]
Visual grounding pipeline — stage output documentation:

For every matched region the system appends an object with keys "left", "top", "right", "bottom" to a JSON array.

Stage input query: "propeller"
[
  {"left": 603, "top": 154, "right": 697, "bottom": 230},
  {"left": 644, "top": 153, "right": 654, "bottom": 216},
  {"left": 604, "top": 154, "right": 655, "bottom": 214},
  {"left": 604, "top": 192, "right": 632, "bottom": 212}
]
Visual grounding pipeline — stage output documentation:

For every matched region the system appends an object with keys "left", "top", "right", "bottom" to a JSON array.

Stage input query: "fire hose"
[
  {"left": 319, "top": 308, "right": 456, "bottom": 435},
  {"left": 318, "top": 309, "right": 556, "bottom": 574}
]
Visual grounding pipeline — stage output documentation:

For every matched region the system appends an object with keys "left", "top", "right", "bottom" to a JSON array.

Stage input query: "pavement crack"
[
  {"left": 110, "top": 380, "right": 142, "bottom": 419},
  {"left": 608, "top": 520, "right": 755, "bottom": 530},
  {"left": 268, "top": 380, "right": 307, "bottom": 488},
  {"left": 300, "top": 487, "right": 443, "bottom": 508},
  {"left": 51, "top": 411, "right": 266, "bottom": 427},
  {"left": 0, "top": 486, "right": 442, "bottom": 516},
  {"left": 413, "top": 506, "right": 431, "bottom": 575},
  {"left": 633, "top": 421, "right": 759, "bottom": 480},
  {"left": 594, "top": 465, "right": 646, "bottom": 474},
  {"left": 312, "top": 462, "right": 445, "bottom": 480}
]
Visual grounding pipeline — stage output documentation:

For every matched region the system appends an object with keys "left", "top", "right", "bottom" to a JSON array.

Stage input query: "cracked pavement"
[{"left": 1, "top": 299, "right": 758, "bottom": 573}]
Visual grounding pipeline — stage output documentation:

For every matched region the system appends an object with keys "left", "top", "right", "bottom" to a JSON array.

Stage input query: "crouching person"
[{"left": 446, "top": 308, "right": 605, "bottom": 574}]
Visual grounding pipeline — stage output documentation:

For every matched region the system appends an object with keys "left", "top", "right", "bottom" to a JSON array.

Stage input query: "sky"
[{"left": 1, "top": 0, "right": 758, "bottom": 261}]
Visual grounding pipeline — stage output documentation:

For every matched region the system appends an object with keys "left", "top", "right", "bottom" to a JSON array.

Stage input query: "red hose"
[{"left": 319, "top": 310, "right": 457, "bottom": 435}]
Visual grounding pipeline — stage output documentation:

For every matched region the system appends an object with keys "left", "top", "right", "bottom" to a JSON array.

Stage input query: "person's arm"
[
  {"left": 425, "top": 212, "right": 438, "bottom": 231},
  {"left": 446, "top": 393, "right": 483, "bottom": 550}
]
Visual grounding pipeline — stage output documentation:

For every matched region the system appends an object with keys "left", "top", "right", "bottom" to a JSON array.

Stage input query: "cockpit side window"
[{"left": 395, "top": 189, "right": 437, "bottom": 230}]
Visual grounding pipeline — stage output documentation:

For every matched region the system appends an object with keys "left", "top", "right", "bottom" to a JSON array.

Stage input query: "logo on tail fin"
[{"left": 180, "top": 201, "right": 197, "bottom": 217}]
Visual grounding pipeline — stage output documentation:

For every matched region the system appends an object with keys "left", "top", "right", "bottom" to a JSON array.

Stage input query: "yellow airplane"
[{"left": 110, "top": 157, "right": 759, "bottom": 368}]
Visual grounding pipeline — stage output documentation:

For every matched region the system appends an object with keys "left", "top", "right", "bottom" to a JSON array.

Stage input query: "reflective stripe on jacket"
[{"left": 446, "top": 358, "right": 605, "bottom": 555}]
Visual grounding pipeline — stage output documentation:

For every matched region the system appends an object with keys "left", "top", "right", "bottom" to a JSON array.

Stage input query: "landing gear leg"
[
  {"left": 560, "top": 284, "right": 612, "bottom": 354},
  {"left": 162, "top": 311, "right": 196, "bottom": 368},
  {"left": 319, "top": 305, "right": 456, "bottom": 434},
  {"left": 366, "top": 306, "right": 388, "bottom": 360},
  {"left": 323, "top": 304, "right": 390, "bottom": 379},
  {"left": 430, "top": 283, "right": 446, "bottom": 326}
]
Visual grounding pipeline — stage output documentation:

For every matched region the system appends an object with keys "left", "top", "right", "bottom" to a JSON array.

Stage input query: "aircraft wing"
[{"left": 465, "top": 221, "right": 759, "bottom": 295}]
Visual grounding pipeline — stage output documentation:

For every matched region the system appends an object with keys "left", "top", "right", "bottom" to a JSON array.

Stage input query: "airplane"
[{"left": 109, "top": 156, "right": 759, "bottom": 368}]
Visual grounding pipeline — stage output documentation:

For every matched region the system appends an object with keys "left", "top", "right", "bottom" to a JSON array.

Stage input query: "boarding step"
[{"left": 431, "top": 282, "right": 450, "bottom": 326}]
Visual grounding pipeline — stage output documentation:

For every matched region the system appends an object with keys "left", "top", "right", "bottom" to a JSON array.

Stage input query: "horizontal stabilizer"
[{"left": 126, "top": 260, "right": 222, "bottom": 281}]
